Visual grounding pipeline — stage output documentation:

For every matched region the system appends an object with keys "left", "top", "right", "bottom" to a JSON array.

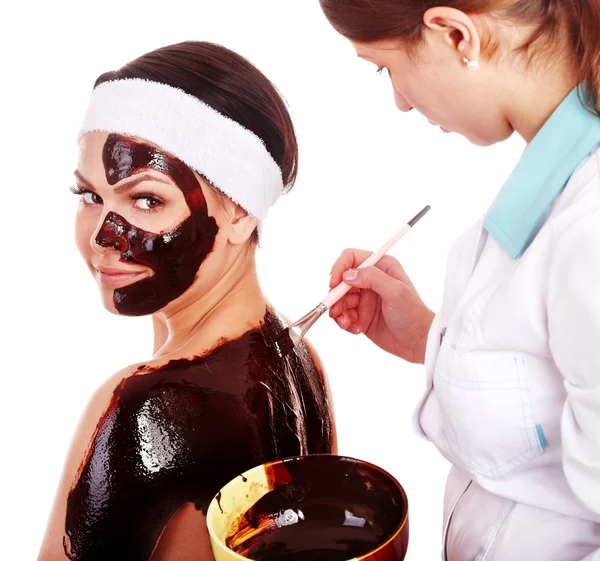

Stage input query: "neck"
[
  {"left": 151, "top": 251, "right": 266, "bottom": 357},
  {"left": 502, "top": 49, "right": 579, "bottom": 143}
]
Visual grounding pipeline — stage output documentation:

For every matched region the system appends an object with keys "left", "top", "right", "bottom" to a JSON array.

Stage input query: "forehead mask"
[
  {"left": 95, "top": 134, "right": 218, "bottom": 316},
  {"left": 79, "top": 78, "right": 285, "bottom": 235}
]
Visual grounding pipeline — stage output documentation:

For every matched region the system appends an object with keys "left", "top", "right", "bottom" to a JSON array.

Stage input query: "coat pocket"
[{"left": 434, "top": 342, "right": 545, "bottom": 480}]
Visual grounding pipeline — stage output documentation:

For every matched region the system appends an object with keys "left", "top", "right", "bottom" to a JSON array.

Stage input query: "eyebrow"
[{"left": 73, "top": 170, "right": 176, "bottom": 193}]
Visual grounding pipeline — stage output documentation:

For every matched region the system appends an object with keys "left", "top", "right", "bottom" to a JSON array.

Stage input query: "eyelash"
[
  {"left": 70, "top": 185, "right": 101, "bottom": 204},
  {"left": 70, "top": 185, "right": 89, "bottom": 196},
  {"left": 69, "top": 186, "right": 164, "bottom": 213}
]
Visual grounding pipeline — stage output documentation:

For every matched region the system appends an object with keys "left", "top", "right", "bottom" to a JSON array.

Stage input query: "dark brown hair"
[
  {"left": 96, "top": 41, "right": 298, "bottom": 193},
  {"left": 319, "top": 0, "right": 600, "bottom": 116}
]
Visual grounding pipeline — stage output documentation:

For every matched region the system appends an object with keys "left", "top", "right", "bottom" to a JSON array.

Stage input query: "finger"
[
  {"left": 338, "top": 317, "right": 362, "bottom": 335},
  {"left": 342, "top": 266, "right": 407, "bottom": 301},
  {"left": 333, "top": 307, "right": 350, "bottom": 327},
  {"left": 329, "top": 295, "right": 351, "bottom": 319},
  {"left": 347, "top": 308, "right": 359, "bottom": 322},
  {"left": 335, "top": 314, "right": 350, "bottom": 331},
  {"left": 371, "top": 256, "right": 415, "bottom": 288},
  {"left": 329, "top": 289, "right": 362, "bottom": 318},
  {"left": 339, "top": 309, "right": 358, "bottom": 332},
  {"left": 333, "top": 309, "right": 362, "bottom": 335},
  {"left": 330, "top": 250, "right": 410, "bottom": 288},
  {"left": 343, "top": 293, "right": 360, "bottom": 310},
  {"left": 330, "top": 248, "right": 374, "bottom": 288},
  {"left": 329, "top": 301, "right": 343, "bottom": 319},
  {"left": 339, "top": 312, "right": 351, "bottom": 331},
  {"left": 347, "top": 309, "right": 362, "bottom": 335}
]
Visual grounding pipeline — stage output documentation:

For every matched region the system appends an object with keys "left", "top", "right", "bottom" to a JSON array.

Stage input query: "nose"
[
  {"left": 393, "top": 87, "right": 413, "bottom": 113},
  {"left": 92, "top": 211, "right": 129, "bottom": 255}
]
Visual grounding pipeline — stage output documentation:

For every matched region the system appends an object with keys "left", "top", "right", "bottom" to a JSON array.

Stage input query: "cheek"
[
  {"left": 388, "top": 74, "right": 413, "bottom": 112},
  {"left": 393, "top": 64, "right": 456, "bottom": 121},
  {"left": 198, "top": 223, "right": 228, "bottom": 269},
  {"left": 393, "top": 87, "right": 413, "bottom": 112}
]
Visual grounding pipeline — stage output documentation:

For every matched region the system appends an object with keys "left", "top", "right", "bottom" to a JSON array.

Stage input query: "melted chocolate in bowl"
[{"left": 225, "top": 456, "right": 408, "bottom": 561}]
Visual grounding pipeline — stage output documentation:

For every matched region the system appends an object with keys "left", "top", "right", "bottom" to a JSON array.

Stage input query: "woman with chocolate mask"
[
  {"left": 38, "top": 41, "right": 336, "bottom": 561},
  {"left": 322, "top": 0, "right": 600, "bottom": 560}
]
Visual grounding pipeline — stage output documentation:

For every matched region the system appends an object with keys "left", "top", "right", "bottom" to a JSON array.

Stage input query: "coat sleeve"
[
  {"left": 579, "top": 547, "right": 600, "bottom": 561},
  {"left": 548, "top": 207, "right": 600, "bottom": 516}
]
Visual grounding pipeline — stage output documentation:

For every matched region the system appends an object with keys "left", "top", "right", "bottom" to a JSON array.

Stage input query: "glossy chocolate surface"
[
  {"left": 64, "top": 311, "right": 333, "bottom": 560},
  {"left": 226, "top": 456, "right": 408, "bottom": 561}
]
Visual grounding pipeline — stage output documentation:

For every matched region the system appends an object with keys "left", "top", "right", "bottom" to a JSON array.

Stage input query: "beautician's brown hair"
[
  {"left": 95, "top": 42, "right": 298, "bottom": 244},
  {"left": 319, "top": 0, "right": 600, "bottom": 116}
]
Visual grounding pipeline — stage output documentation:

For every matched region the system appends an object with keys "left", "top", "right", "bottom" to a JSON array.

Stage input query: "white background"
[{"left": 1, "top": 1, "right": 524, "bottom": 558}]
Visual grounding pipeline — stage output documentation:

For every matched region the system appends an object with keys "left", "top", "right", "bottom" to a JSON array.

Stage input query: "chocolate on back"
[{"left": 63, "top": 310, "right": 334, "bottom": 560}]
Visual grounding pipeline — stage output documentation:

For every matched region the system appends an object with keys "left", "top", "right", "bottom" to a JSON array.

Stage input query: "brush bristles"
[{"left": 274, "top": 328, "right": 296, "bottom": 358}]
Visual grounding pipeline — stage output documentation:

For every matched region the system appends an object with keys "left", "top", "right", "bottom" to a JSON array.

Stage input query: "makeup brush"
[{"left": 274, "top": 205, "right": 431, "bottom": 358}]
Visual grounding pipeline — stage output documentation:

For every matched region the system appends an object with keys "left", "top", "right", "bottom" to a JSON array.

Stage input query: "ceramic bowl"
[{"left": 206, "top": 454, "right": 409, "bottom": 561}]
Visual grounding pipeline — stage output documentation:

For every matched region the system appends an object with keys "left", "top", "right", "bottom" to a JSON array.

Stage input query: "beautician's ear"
[
  {"left": 227, "top": 206, "right": 258, "bottom": 245},
  {"left": 423, "top": 7, "right": 481, "bottom": 63}
]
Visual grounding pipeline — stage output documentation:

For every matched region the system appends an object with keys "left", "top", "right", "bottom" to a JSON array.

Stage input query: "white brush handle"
[{"left": 321, "top": 223, "right": 411, "bottom": 310}]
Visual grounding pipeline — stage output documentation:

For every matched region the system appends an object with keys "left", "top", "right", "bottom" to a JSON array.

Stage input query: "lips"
[{"left": 94, "top": 266, "right": 150, "bottom": 288}]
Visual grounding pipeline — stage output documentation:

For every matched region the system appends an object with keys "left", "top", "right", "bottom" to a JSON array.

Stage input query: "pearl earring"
[{"left": 463, "top": 57, "right": 480, "bottom": 70}]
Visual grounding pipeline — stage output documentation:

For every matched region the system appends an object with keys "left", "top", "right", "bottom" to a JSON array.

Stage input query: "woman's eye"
[
  {"left": 133, "top": 196, "right": 163, "bottom": 211},
  {"left": 83, "top": 191, "right": 103, "bottom": 205},
  {"left": 70, "top": 186, "right": 103, "bottom": 205}
]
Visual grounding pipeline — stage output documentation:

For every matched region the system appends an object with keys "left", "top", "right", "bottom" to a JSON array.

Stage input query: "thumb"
[{"left": 343, "top": 266, "right": 404, "bottom": 300}]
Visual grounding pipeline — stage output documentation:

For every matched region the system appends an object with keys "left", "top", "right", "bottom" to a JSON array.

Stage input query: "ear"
[
  {"left": 195, "top": 175, "right": 258, "bottom": 245},
  {"left": 227, "top": 205, "right": 258, "bottom": 246},
  {"left": 423, "top": 7, "right": 481, "bottom": 63}
]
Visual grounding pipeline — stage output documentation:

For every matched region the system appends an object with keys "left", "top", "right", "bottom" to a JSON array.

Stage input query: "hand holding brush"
[{"left": 274, "top": 205, "right": 431, "bottom": 358}]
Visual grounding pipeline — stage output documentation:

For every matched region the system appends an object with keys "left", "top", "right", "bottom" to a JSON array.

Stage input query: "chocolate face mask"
[{"left": 95, "top": 134, "right": 218, "bottom": 316}]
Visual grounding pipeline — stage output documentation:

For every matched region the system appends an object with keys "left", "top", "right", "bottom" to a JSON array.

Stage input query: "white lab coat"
[{"left": 413, "top": 145, "right": 600, "bottom": 560}]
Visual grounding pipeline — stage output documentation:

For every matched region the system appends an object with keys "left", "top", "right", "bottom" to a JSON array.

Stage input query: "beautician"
[{"left": 321, "top": 1, "right": 600, "bottom": 559}]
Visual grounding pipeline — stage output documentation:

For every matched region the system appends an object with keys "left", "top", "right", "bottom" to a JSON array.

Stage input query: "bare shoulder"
[
  {"left": 38, "top": 352, "right": 265, "bottom": 561},
  {"left": 37, "top": 311, "right": 336, "bottom": 560},
  {"left": 37, "top": 362, "right": 147, "bottom": 560}
]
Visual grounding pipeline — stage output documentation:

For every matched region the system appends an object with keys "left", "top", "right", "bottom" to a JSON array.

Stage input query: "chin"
[
  {"left": 466, "top": 136, "right": 497, "bottom": 147},
  {"left": 99, "top": 291, "right": 120, "bottom": 315},
  {"left": 468, "top": 125, "right": 515, "bottom": 147}
]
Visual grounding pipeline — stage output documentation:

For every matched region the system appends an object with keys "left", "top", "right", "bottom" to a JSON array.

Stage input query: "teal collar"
[{"left": 483, "top": 87, "right": 600, "bottom": 258}]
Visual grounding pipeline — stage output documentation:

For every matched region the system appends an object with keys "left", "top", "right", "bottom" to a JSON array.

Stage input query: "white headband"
[{"left": 78, "top": 78, "right": 284, "bottom": 231}]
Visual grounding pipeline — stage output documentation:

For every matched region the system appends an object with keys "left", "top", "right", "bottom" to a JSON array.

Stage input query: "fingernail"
[
  {"left": 351, "top": 325, "right": 361, "bottom": 335},
  {"left": 337, "top": 317, "right": 343, "bottom": 328},
  {"left": 343, "top": 269, "right": 357, "bottom": 282}
]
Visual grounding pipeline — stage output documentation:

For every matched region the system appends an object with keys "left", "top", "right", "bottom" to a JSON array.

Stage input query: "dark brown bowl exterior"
[{"left": 354, "top": 458, "right": 409, "bottom": 561}]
